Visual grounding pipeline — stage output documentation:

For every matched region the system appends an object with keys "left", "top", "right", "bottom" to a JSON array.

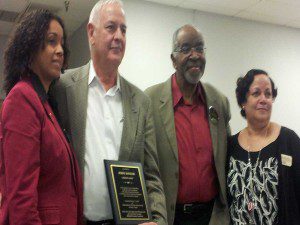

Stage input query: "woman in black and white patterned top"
[{"left": 227, "top": 69, "right": 300, "bottom": 225}]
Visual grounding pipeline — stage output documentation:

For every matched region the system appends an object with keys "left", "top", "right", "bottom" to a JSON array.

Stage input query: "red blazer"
[{"left": 0, "top": 77, "right": 83, "bottom": 225}]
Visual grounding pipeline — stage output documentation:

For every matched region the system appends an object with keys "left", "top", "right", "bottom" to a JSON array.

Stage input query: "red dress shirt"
[{"left": 172, "top": 75, "right": 218, "bottom": 203}]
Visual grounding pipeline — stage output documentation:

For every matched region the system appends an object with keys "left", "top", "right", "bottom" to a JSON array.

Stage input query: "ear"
[
  {"left": 87, "top": 23, "right": 95, "bottom": 45},
  {"left": 171, "top": 53, "right": 177, "bottom": 70}
]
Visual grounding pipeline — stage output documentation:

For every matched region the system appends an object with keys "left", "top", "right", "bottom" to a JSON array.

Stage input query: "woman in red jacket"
[{"left": 0, "top": 9, "right": 83, "bottom": 225}]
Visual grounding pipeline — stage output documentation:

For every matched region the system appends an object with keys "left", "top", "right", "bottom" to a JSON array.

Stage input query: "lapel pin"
[{"left": 208, "top": 106, "right": 219, "bottom": 123}]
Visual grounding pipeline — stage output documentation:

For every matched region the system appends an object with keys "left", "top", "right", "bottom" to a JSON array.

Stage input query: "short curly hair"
[
  {"left": 4, "top": 9, "right": 69, "bottom": 95},
  {"left": 236, "top": 69, "right": 278, "bottom": 118}
]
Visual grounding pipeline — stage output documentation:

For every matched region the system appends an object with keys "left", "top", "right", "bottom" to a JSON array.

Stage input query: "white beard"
[{"left": 184, "top": 70, "right": 204, "bottom": 84}]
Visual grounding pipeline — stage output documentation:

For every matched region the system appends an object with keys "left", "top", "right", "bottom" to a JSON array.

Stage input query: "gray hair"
[
  {"left": 172, "top": 26, "right": 182, "bottom": 53},
  {"left": 171, "top": 24, "right": 201, "bottom": 54},
  {"left": 89, "top": 0, "right": 124, "bottom": 25}
]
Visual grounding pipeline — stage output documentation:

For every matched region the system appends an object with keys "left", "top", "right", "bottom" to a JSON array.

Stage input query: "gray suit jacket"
[
  {"left": 52, "top": 62, "right": 167, "bottom": 225},
  {"left": 145, "top": 77, "right": 231, "bottom": 225}
]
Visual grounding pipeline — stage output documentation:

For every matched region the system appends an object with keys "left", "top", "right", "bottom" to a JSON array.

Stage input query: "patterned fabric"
[{"left": 227, "top": 134, "right": 279, "bottom": 225}]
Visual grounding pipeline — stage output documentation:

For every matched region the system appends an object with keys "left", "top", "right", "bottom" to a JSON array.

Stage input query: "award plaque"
[{"left": 104, "top": 160, "right": 152, "bottom": 225}]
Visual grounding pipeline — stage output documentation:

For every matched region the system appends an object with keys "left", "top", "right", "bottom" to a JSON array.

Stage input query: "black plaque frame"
[{"left": 104, "top": 160, "right": 152, "bottom": 225}]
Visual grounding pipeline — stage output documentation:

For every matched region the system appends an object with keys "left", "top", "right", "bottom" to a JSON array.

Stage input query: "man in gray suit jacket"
[
  {"left": 145, "top": 25, "right": 231, "bottom": 225},
  {"left": 52, "top": 1, "right": 166, "bottom": 225}
]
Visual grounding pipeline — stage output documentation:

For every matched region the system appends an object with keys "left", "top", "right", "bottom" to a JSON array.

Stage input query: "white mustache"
[{"left": 110, "top": 44, "right": 122, "bottom": 49}]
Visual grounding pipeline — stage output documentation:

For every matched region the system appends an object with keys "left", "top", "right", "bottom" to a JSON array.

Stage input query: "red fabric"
[
  {"left": 172, "top": 75, "right": 218, "bottom": 203},
  {"left": 0, "top": 79, "right": 83, "bottom": 225}
]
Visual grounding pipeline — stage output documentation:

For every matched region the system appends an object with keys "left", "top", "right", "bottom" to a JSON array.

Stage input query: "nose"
[
  {"left": 189, "top": 49, "right": 199, "bottom": 57},
  {"left": 114, "top": 27, "right": 124, "bottom": 40},
  {"left": 259, "top": 94, "right": 268, "bottom": 103},
  {"left": 189, "top": 49, "right": 202, "bottom": 61},
  {"left": 56, "top": 43, "right": 64, "bottom": 56}
]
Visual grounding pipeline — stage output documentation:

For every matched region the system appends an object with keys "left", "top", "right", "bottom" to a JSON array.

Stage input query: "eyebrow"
[
  {"left": 47, "top": 32, "right": 64, "bottom": 39},
  {"left": 46, "top": 33, "right": 64, "bottom": 44},
  {"left": 181, "top": 41, "right": 204, "bottom": 46},
  {"left": 106, "top": 20, "right": 127, "bottom": 27},
  {"left": 195, "top": 41, "right": 204, "bottom": 45},
  {"left": 251, "top": 86, "right": 271, "bottom": 91}
]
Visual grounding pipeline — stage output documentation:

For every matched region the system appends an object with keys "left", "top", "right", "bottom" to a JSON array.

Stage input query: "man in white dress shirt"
[{"left": 53, "top": 0, "right": 167, "bottom": 225}]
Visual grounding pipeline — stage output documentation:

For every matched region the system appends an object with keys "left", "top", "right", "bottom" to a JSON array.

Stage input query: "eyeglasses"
[{"left": 174, "top": 45, "right": 206, "bottom": 54}]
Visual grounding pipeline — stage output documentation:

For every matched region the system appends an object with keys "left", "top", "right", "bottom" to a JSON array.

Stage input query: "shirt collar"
[
  {"left": 88, "top": 60, "right": 97, "bottom": 85},
  {"left": 171, "top": 73, "right": 206, "bottom": 107},
  {"left": 88, "top": 60, "right": 121, "bottom": 95}
]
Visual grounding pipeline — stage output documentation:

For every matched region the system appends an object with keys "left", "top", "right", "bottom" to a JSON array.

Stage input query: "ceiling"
[
  {"left": 147, "top": 0, "right": 300, "bottom": 28},
  {"left": 0, "top": 0, "right": 98, "bottom": 36},
  {"left": 1, "top": 0, "right": 300, "bottom": 37}
]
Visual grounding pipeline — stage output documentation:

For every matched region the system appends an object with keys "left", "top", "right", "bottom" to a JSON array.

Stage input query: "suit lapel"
[
  {"left": 43, "top": 102, "right": 78, "bottom": 190},
  {"left": 119, "top": 76, "right": 139, "bottom": 161},
  {"left": 203, "top": 84, "right": 219, "bottom": 165},
  {"left": 66, "top": 63, "right": 89, "bottom": 170},
  {"left": 157, "top": 80, "right": 219, "bottom": 163},
  {"left": 159, "top": 78, "right": 178, "bottom": 161}
]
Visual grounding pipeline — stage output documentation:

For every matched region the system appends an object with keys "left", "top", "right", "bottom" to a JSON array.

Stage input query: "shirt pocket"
[{"left": 38, "top": 206, "right": 60, "bottom": 224}]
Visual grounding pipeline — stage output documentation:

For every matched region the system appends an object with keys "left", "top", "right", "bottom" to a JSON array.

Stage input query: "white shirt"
[{"left": 84, "top": 62, "right": 123, "bottom": 220}]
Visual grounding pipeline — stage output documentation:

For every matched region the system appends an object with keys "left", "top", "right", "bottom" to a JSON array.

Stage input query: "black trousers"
[
  {"left": 174, "top": 200, "right": 214, "bottom": 225},
  {"left": 86, "top": 219, "right": 114, "bottom": 225}
]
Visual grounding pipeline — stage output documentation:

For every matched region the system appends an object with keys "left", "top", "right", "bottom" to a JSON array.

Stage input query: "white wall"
[{"left": 67, "top": 0, "right": 300, "bottom": 136}]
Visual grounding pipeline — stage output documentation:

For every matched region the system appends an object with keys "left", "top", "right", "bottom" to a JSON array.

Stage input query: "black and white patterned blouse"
[{"left": 227, "top": 133, "right": 279, "bottom": 225}]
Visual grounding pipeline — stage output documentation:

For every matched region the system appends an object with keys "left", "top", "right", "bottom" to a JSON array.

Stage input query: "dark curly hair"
[
  {"left": 236, "top": 69, "right": 278, "bottom": 118},
  {"left": 3, "top": 9, "right": 69, "bottom": 95}
]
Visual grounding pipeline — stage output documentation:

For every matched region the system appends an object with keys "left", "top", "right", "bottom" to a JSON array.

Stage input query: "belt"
[
  {"left": 86, "top": 219, "right": 114, "bottom": 225},
  {"left": 176, "top": 199, "right": 214, "bottom": 215}
]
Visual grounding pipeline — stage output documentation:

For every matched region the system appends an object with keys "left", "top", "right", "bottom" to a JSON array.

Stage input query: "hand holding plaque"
[{"left": 104, "top": 160, "right": 152, "bottom": 225}]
